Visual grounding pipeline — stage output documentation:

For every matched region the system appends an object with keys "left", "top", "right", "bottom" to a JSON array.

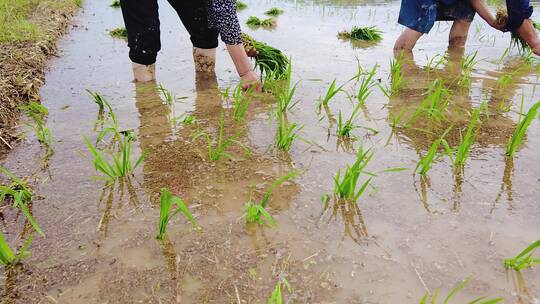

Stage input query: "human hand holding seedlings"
[
  {"left": 516, "top": 19, "right": 540, "bottom": 55},
  {"left": 470, "top": 0, "right": 506, "bottom": 31}
]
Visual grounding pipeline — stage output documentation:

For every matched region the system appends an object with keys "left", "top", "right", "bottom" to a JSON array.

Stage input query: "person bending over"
[
  {"left": 120, "top": 0, "right": 260, "bottom": 90},
  {"left": 471, "top": 0, "right": 540, "bottom": 55}
]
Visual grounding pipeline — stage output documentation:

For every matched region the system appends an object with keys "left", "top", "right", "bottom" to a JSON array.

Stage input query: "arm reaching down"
[{"left": 208, "top": 0, "right": 262, "bottom": 91}]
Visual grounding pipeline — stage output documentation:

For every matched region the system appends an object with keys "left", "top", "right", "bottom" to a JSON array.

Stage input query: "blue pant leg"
[
  {"left": 398, "top": 0, "right": 438, "bottom": 33},
  {"left": 506, "top": 0, "right": 533, "bottom": 32}
]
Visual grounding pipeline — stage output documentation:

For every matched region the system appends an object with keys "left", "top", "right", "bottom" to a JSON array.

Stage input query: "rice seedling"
[
  {"left": 110, "top": 0, "right": 120, "bottom": 8},
  {"left": 504, "top": 239, "right": 540, "bottom": 270},
  {"left": 337, "top": 26, "right": 382, "bottom": 42},
  {"left": 231, "top": 84, "right": 253, "bottom": 122},
  {"left": 157, "top": 188, "right": 200, "bottom": 240},
  {"left": 0, "top": 232, "right": 34, "bottom": 266},
  {"left": 496, "top": 73, "right": 514, "bottom": 89},
  {"left": 505, "top": 100, "right": 540, "bottom": 156},
  {"left": 274, "top": 61, "right": 299, "bottom": 112},
  {"left": 389, "top": 109, "right": 406, "bottom": 129},
  {"left": 246, "top": 16, "right": 276, "bottom": 28},
  {"left": 86, "top": 89, "right": 108, "bottom": 112},
  {"left": 242, "top": 33, "right": 289, "bottom": 79},
  {"left": 458, "top": 51, "right": 479, "bottom": 88},
  {"left": 268, "top": 278, "right": 292, "bottom": 303},
  {"left": 389, "top": 54, "right": 404, "bottom": 94},
  {"left": 194, "top": 117, "right": 249, "bottom": 161},
  {"left": 109, "top": 27, "right": 128, "bottom": 40},
  {"left": 407, "top": 79, "right": 451, "bottom": 125},
  {"left": 420, "top": 277, "right": 503, "bottom": 303},
  {"left": 318, "top": 79, "right": 348, "bottom": 108},
  {"left": 244, "top": 171, "right": 299, "bottom": 227},
  {"left": 20, "top": 102, "right": 54, "bottom": 157},
  {"left": 356, "top": 65, "right": 378, "bottom": 104},
  {"left": 333, "top": 146, "right": 373, "bottom": 202},
  {"left": 265, "top": 7, "right": 284, "bottom": 16},
  {"left": 275, "top": 108, "right": 303, "bottom": 151},
  {"left": 451, "top": 106, "right": 482, "bottom": 169},
  {"left": 84, "top": 132, "right": 147, "bottom": 182},
  {"left": 236, "top": 1, "right": 247, "bottom": 10},
  {"left": 415, "top": 129, "right": 452, "bottom": 175},
  {"left": 0, "top": 167, "right": 45, "bottom": 236}
]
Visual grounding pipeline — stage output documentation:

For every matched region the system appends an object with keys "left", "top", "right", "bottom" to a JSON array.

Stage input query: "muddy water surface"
[{"left": 1, "top": 0, "right": 540, "bottom": 303}]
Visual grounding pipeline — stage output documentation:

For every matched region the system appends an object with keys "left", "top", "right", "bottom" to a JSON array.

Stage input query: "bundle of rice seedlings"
[
  {"left": 242, "top": 33, "right": 289, "bottom": 79},
  {"left": 497, "top": 8, "right": 540, "bottom": 52},
  {"left": 246, "top": 16, "right": 276, "bottom": 28},
  {"left": 265, "top": 7, "right": 284, "bottom": 16},
  {"left": 338, "top": 26, "right": 382, "bottom": 42},
  {"left": 110, "top": 0, "right": 120, "bottom": 8},
  {"left": 109, "top": 27, "right": 128, "bottom": 40},
  {"left": 236, "top": 1, "right": 247, "bottom": 10}
]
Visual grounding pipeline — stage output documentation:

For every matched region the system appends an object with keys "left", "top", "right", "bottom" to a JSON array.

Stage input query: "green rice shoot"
[
  {"left": 451, "top": 106, "right": 482, "bottom": 169},
  {"left": 333, "top": 146, "right": 373, "bottom": 202},
  {"left": 420, "top": 277, "right": 503, "bottom": 303},
  {"left": 415, "top": 128, "right": 452, "bottom": 175},
  {"left": 338, "top": 26, "right": 382, "bottom": 42},
  {"left": 505, "top": 100, "right": 540, "bottom": 156},
  {"left": 84, "top": 132, "right": 147, "bottom": 183},
  {"left": 246, "top": 16, "right": 276, "bottom": 28},
  {"left": 504, "top": 239, "right": 540, "bottom": 270},
  {"left": 268, "top": 278, "right": 292, "bottom": 303},
  {"left": 244, "top": 171, "right": 299, "bottom": 227},
  {"left": 109, "top": 27, "right": 128, "bottom": 40},
  {"left": 0, "top": 232, "right": 34, "bottom": 266},
  {"left": 157, "top": 188, "right": 200, "bottom": 240},
  {"left": 265, "top": 7, "right": 284, "bottom": 17}
]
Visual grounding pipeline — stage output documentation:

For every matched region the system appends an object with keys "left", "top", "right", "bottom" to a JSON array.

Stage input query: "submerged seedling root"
[
  {"left": 338, "top": 26, "right": 382, "bottom": 42},
  {"left": 109, "top": 27, "right": 128, "bottom": 40},
  {"left": 242, "top": 33, "right": 289, "bottom": 79}
]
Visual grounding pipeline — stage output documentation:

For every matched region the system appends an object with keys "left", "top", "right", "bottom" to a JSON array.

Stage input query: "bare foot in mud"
[
  {"left": 132, "top": 63, "right": 155, "bottom": 82},
  {"left": 193, "top": 47, "right": 216, "bottom": 73}
]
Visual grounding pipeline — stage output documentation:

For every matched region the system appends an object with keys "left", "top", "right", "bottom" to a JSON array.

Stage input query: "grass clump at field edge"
[{"left": 0, "top": 0, "right": 82, "bottom": 42}]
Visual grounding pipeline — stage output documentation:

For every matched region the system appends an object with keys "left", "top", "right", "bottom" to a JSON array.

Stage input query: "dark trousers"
[{"left": 120, "top": 0, "right": 219, "bottom": 65}]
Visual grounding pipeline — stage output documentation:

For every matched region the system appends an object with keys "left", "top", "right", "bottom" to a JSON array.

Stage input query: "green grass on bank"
[{"left": 0, "top": 0, "right": 82, "bottom": 43}]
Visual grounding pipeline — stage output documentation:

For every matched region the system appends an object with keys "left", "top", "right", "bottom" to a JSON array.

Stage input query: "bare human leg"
[
  {"left": 394, "top": 28, "right": 424, "bottom": 50},
  {"left": 132, "top": 63, "right": 156, "bottom": 82},
  {"left": 193, "top": 47, "right": 216, "bottom": 73},
  {"left": 448, "top": 20, "right": 471, "bottom": 48}
]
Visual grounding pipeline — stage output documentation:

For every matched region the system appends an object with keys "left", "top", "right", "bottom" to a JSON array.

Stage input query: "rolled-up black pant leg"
[
  {"left": 168, "top": 0, "right": 219, "bottom": 49},
  {"left": 120, "top": 0, "right": 161, "bottom": 65}
]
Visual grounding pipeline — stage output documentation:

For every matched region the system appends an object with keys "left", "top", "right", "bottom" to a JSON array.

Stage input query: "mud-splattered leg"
[
  {"left": 448, "top": 20, "right": 471, "bottom": 48},
  {"left": 192, "top": 47, "right": 216, "bottom": 73}
]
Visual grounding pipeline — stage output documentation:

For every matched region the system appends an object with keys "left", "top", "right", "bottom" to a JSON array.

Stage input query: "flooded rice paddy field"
[{"left": 1, "top": 0, "right": 540, "bottom": 303}]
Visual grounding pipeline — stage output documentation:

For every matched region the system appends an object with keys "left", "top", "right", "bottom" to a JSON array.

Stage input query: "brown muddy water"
[{"left": 1, "top": 0, "right": 540, "bottom": 303}]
